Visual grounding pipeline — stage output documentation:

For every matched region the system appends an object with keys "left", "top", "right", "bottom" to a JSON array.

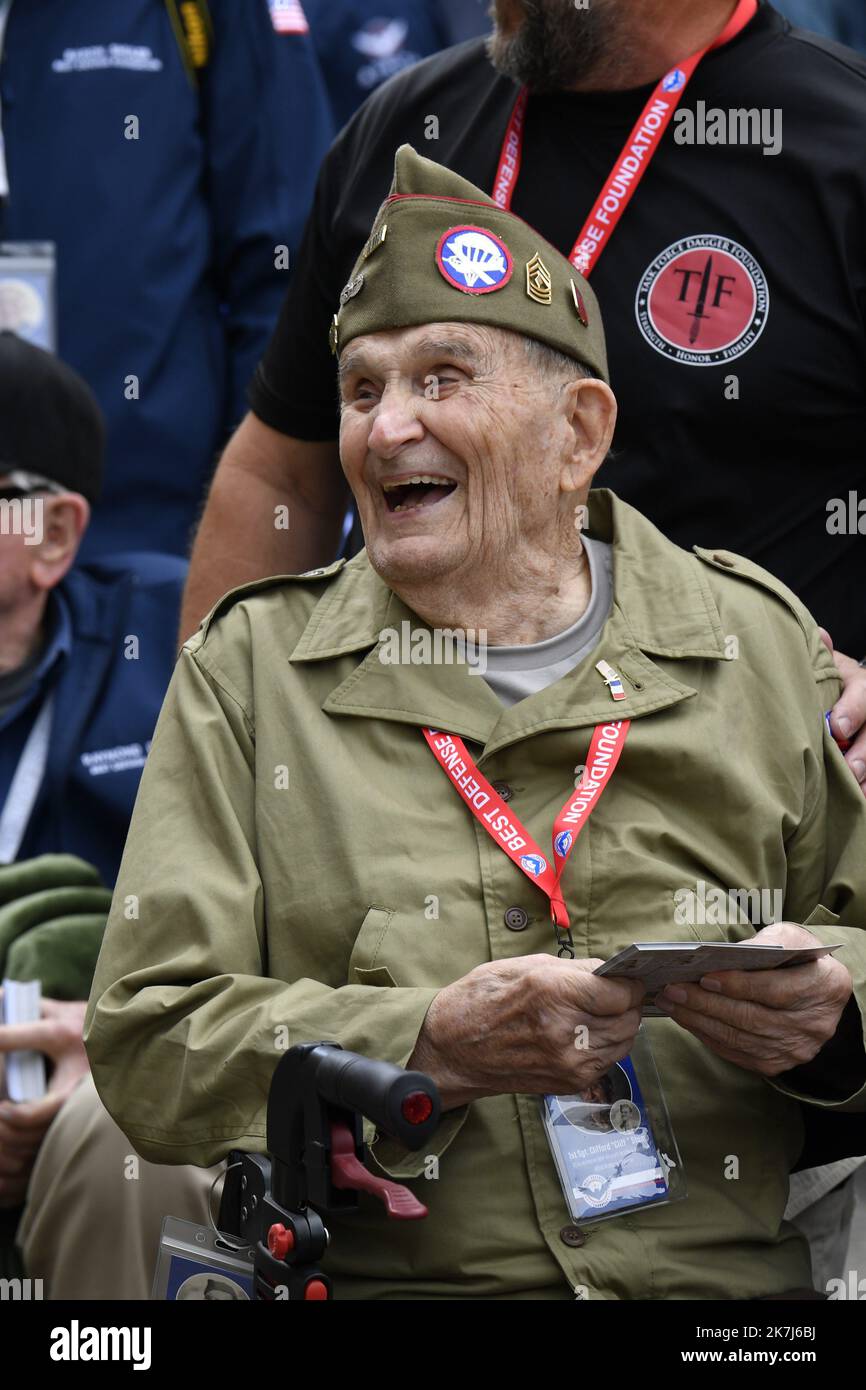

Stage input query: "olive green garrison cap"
[{"left": 330, "top": 144, "right": 608, "bottom": 382}]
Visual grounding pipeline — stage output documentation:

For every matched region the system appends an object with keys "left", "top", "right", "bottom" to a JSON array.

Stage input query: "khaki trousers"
[{"left": 17, "top": 1074, "right": 219, "bottom": 1300}]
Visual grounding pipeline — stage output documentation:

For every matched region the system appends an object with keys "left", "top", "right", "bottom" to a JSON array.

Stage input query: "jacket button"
[
  {"left": 492, "top": 780, "right": 513, "bottom": 802},
  {"left": 559, "top": 1224, "right": 586, "bottom": 1248},
  {"left": 504, "top": 906, "right": 529, "bottom": 931},
  {"left": 711, "top": 552, "right": 736, "bottom": 568}
]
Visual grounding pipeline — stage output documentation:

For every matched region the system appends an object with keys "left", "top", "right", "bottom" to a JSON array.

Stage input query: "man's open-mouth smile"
[{"left": 381, "top": 472, "right": 458, "bottom": 514}]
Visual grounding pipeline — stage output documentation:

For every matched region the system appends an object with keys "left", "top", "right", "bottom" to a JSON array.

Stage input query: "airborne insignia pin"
[
  {"left": 525, "top": 253, "right": 552, "bottom": 305},
  {"left": 339, "top": 273, "right": 365, "bottom": 305}
]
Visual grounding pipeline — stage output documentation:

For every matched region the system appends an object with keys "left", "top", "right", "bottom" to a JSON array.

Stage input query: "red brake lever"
[{"left": 329, "top": 1120, "right": 428, "bottom": 1220}]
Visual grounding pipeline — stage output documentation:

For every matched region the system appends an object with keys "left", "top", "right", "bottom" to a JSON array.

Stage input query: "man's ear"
[
  {"left": 30, "top": 494, "right": 90, "bottom": 592},
  {"left": 560, "top": 377, "right": 617, "bottom": 496}
]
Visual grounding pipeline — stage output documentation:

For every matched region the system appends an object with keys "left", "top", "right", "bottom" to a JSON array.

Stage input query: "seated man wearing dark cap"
[
  {"left": 86, "top": 151, "right": 866, "bottom": 1300},
  {"left": 0, "top": 333, "right": 187, "bottom": 880},
  {"left": 0, "top": 333, "right": 209, "bottom": 1293}
]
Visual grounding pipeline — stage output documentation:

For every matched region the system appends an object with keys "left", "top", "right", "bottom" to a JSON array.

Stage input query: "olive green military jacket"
[{"left": 86, "top": 490, "right": 866, "bottom": 1300}]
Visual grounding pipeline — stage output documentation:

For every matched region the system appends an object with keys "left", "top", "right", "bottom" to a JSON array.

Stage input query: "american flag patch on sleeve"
[{"left": 268, "top": 0, "right": 309, "bottom": 34}]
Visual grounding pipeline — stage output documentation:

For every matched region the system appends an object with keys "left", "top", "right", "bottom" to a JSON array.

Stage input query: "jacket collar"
[
  {"left": 290, "top": 490, "right": 728, "bottom": 751},
  {"left": 583, "top": 489, "right": 727, "bottom": 660}
]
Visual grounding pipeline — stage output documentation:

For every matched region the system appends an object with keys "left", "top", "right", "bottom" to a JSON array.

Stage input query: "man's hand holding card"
[{"left": 600, "top": 924, "right": 852, "bottom": 1078}]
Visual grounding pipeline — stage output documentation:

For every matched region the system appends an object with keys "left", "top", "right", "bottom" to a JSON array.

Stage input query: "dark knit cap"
[{"left": 0, "top": 331, "right": 104, "bottom": 502}]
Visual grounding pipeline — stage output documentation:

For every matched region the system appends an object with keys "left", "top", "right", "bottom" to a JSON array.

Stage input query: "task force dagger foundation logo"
[
  {"left": 436, "top": 226, "right": 514, "bottom": 294},
  {"left": 554, "top": 830, "right": 573, "bottom": 858},
  {"left": 635, "top": 234, "right": 769, "bottom": 366},
  {"left": 520, "top": 853, "right": 547, "bottom": 876}
]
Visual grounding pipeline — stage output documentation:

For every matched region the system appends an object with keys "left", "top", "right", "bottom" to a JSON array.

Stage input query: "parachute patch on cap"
[{"left": 435, "top": 225, "right": 513, "bottom": 295}]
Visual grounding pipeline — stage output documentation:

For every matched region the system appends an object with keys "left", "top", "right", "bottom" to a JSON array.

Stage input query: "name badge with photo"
[
  {"left": 0, "top": 242, "right": 56, "bottom": 350},
  {"left": 541, "top": 1028, "right": 685, "bottom": 1224},
  {"left": 152, "top": 1216, "right": 255, "bottom": 1301}
]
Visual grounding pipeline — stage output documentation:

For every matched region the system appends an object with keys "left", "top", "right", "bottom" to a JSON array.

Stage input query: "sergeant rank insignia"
[{"left": 525, "top": 253, "right": 552, "bottom": 305}]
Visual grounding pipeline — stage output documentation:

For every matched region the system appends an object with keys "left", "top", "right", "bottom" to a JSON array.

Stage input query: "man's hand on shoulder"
[
  {"left": 820, "top": 628, "right": 866, "bottom": 797},
  {"left": 408, "top": 954, "right": 645, "bottom": 1110}
]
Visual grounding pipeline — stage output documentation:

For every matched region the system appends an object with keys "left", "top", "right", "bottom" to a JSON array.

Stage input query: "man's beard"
[{"left": 487, "top": 0, "right": 632, "bottom": 93}]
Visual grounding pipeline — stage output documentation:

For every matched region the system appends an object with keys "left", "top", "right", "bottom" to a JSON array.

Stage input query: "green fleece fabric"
[
  {"left": 0, "top": 858, "right": 111, "bottom": 998},
  {"left": 0, "top": 858, "right": 112, "bottom": 1274},
  {"left": 0, "top": 854, "right": 102, "bottom": 907},
  {"left": 5, "top": 913, "right": 111, "bottom": 1001}
]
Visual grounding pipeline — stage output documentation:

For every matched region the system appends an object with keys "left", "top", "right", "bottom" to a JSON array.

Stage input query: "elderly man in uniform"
[{"left": 85, "top": 150, "right": 866, "bottom": 1301}]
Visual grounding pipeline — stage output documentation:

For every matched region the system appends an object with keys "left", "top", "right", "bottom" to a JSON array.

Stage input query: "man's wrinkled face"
[
  {"left": 338, "top": 323, "right": 573, "bottom": 588},
  {"left": 0, "top": 529, "right": 33, "bottom": 614},
  {"left": 488, "top": 0, "right": 628, "bottom": 92}
]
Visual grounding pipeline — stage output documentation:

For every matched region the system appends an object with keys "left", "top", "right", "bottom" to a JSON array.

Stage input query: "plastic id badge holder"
[
  {"left": 0, "top": 242, "right": 56, "bottom": 350},
  {"left": 541, "top": 1026, "right": 685, "bottom": 1224},
  {"left": 152, "top": 1217, "right": 255, "bottom": 1301}
]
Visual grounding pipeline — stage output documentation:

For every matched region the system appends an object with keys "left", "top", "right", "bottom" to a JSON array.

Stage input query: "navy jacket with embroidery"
[
  {"left": 0, "top": 554, "right": 187, "bottom": 885},
  {"left": 0, "top": 0, "right": 333, "bottom": 557}
]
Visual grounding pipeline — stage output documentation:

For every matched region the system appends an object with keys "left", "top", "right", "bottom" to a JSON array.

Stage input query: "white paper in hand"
[
  {"left": 1, "top": 978, "right": 47, "bottom": 1101},
  {"left": 595, "top": 942, "right": 842, "bottom": 1016}
]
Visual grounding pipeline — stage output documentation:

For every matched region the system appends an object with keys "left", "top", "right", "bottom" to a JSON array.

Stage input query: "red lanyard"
[
  {"left": 492, "top": 0, "right": 758, "bottom": 275},
  {"left": 423, "top": 721, "right": 630, "bottom": 954}
]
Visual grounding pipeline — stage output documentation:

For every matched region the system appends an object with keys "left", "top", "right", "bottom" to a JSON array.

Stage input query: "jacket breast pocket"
[
  {"left": 346, "top": 903, "right": 468, "bottom": 990},
  {"left": 348, "top": 907, "right": 398, "bottom": 987},
  {"left": 669, "top": 883, "right": 784, "bottom": 945}
]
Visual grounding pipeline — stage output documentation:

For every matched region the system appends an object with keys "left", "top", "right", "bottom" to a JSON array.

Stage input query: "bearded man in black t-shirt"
[{"left": 180, "top": 0, "right": 866, "bottom": 798}]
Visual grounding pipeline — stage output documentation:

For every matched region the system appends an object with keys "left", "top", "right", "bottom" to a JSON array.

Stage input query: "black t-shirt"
[{"left": 250, "top": 1, "right": 866, "bottom": 653}]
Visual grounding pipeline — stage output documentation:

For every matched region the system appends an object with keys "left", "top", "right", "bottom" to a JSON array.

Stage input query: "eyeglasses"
[{"left": 0, "top": 469, "right": 65, "bottom": 501}]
